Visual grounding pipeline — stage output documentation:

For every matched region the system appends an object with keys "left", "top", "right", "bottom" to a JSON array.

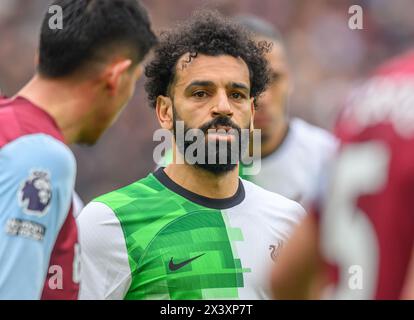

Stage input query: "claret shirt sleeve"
[{"left": 0, "top": 134, "right": 76, "bottom": 299}]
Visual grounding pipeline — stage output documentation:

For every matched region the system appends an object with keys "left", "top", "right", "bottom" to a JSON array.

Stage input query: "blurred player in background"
[
  {"left": 272, "top": 50, "right": 414, "bottom": 299},
  {"left": 0, "top": 0, "right": 156, "bottom": 299},
  {"left": 236, "top": 16, "right": 338, "bottom": 211},
  {"left": 78, "top": 10, "right": 305, "bottom": 300}
]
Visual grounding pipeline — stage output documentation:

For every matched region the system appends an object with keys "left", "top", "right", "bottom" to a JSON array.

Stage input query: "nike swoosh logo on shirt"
[{"left": 169, "top": 253, "right": 206, "bottom": 271}]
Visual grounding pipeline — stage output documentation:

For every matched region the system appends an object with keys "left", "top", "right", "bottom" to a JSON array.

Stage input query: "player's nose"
[{"left": 212, "top": 89, "right": 233, "bottom": 117}]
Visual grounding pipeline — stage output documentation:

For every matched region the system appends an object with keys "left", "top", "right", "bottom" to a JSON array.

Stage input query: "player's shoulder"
[
  {"left": 92, "top": 173, "right": 158, "bottom": 208},
  {"left": 0, "top": 133, "right": 76, "bottom": 179},
  {"left": 241, "top": 178, "right": 306, "bottom": 216},
  {"left": 0, "top": 96, "right": 64, "bottom": 146},
  {"left": 77, "top": 200, "right": 117, "bottom": 228},
  {"left": 0, "top": 99, "right": 20, "bottom": 146},
  {"left": 0, "top": 96, "right": 72, "bottom": 175},
  {"left": 79, "top": 172, "right": 161, "bottom": 224}
]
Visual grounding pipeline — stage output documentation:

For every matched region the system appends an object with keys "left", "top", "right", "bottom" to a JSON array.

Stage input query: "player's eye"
[
  {"left": 231, "top": 92, "right": 246, "bottom": 100},
  {"left": 193, "top": 91, "right": 208, "bottom": 98}
]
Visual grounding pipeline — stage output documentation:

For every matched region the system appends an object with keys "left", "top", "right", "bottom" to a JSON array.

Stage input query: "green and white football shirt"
[{"left": 78, "top": 168, "right": 305, "bottom": 300}]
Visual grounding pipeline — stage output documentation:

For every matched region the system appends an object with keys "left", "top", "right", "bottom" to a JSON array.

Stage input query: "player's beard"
[{"left": 172, "top": 106, "right": 249, "bottom": 175}]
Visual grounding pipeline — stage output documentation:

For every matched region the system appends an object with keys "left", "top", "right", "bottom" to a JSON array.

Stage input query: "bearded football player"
[{"left": 78, "top": 10, "right": 305, "bottom": 300}]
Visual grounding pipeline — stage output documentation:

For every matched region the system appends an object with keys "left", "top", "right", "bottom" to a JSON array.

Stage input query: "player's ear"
[
  {"left": 156, "top": 95, "right": 174, "bottom": 130},
  {"left": 133, "top": 62, "right": 144, "bottom": 81},
  {"left": 104, "top": 59, "right": 132, "bottom": 96}
]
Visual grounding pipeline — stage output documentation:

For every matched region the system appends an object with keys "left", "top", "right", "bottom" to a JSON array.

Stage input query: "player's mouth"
[{"left": 206, "top": 125, "right": 237, "bottom": 142}]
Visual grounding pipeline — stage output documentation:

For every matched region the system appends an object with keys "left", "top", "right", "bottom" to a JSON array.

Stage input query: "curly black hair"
[{"left": 144, "top": 10, "right": 271, "bottom": 109}]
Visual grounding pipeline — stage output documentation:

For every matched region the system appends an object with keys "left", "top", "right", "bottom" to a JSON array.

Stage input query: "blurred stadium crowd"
[{"left": 1, "top": 0, "right": 413, "bottom": 202}]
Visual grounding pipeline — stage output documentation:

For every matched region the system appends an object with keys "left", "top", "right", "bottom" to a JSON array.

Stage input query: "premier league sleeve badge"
[{"left": 18, "top": 170, "right": 53, "bottom": 217}]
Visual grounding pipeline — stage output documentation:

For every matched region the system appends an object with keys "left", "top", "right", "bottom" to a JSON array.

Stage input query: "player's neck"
[
  {"left": 17, "top": 75, "right": 93, "bottom": 144},
  {"left": 260, "top": 119, "right": 289, "bottom": 158},
  {"left": 164, "top": 162, "right": 240, "bottom": 199}
]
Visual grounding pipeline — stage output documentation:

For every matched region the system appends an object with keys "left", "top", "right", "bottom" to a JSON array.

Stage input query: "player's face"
[
  {"left": 84, "top": 63, "right": 143, "bottom": 144},
  {"left": 167, "top": 54, "right": 254, "bottom": 173},
  {"left": 254, "top": 39, "right": 290, "bottom": 141},
  {"left": 171, "top": 54, "right": 253, "bottom": 142}
]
